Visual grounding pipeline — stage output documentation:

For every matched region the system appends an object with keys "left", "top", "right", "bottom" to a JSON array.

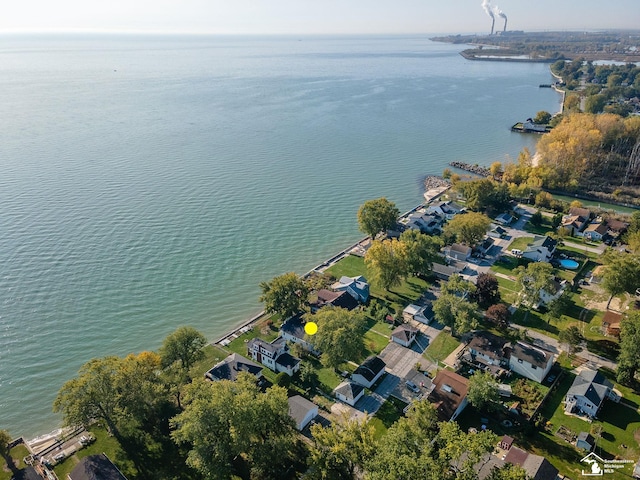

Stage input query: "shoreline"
[{"left": 213, "top": 180, "right": 451, "bottom": 348}]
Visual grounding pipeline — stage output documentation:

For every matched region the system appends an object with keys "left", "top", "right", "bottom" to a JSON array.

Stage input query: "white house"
[
  {"left": 280, "top": 315, "right": 317, "bottom": 353},
  {"left": 494, "top": 212, "right": 513, "bottom": 225},
  {"left": 391, "top": 324, "right": 418, "bottom": 348},
  {"left": 247, "top": 338, "right": 300, "bottom": 376},
  {"left": 537, "top": 279, "right": 567, "bottom": 309},
  {"left": 465, "top": 331, "right": 509, "bottom": 367},
  {"left": 334, "top": 381, "right": 365, "bottom": 406},
  {"left": 565, "top": 368, "right": 617, "bottom": 418},
  {"left": 351, "top": 356, "right": 386, "bottom": 389},
  {"left": 522, "top": 236, "right": 557, "bottom": 262},
  {"left": 426, "top": 201, "right": 465, "bottom": 220},
  {"left": 402, "top": 211, "right": 443, "bottom": 234},
  {"left": 444, "top": 243, "right": 472, "bottom": 262},
  {"left": 583, "top": 222, "right": 608, "bottom": 241},
  {"left": 330, "top": 276, "right": 370, "bottom": 303},
  {"left": 288, "top": 395, "right": 319, "bottom": 431},
  {"left": 509, "top": 342, "right": 554, "bottom": 383},
  {"left": 403, "top": 303, "right": 432, "bottom": 324}
]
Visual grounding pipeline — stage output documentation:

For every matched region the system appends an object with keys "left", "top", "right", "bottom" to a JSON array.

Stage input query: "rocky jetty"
[{"left": 449, "top": 162, "right": 492, "bottom": 178}]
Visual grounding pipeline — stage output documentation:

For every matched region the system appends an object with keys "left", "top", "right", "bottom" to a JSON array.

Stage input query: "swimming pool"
[{"left": 560, "top": 259, "right": 580, "bottom": 270}]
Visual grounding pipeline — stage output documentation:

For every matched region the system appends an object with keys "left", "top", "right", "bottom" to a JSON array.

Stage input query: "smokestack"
[
  {"left": 503, "top": 16, "right": 507, "bottom": 32},
  {"left": 482, "top": 0, "right": 495, "bottom": 35},
  {"left": 493, "top": 5, "right": 507, "bottom": 34}
]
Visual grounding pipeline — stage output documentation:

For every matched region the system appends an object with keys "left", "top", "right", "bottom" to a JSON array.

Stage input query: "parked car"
[{"left": 405, "top": 380, "right": 420, "bottom": 393}]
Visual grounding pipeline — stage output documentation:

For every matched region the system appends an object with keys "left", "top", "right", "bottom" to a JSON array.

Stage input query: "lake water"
[{"left": 0, "top": 34, "right": 561, "bottom": 437}]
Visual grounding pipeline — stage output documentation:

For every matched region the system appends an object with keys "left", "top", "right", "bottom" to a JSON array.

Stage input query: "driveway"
[
  {"left": 379, "top": 342, "right": 430, "bottom": 378},
  {"left": 355, "top": 374, "right": 400, "bottom": 415}
]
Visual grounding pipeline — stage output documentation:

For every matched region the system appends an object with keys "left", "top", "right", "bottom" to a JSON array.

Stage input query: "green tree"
[
  {"left": 457, "top": 178, "right": 496, "bottom": 212},
  {"left": 584, "top": 94, "right": 607, "bottom": 113},
  {"left": 309, "top": 307, "right": 367, "bottom": 370},
  {"left": 601, "top": 251, "right": 640, "bottom": 308},
  {"left": 443, "top": 212, "right": 492, "bottom": 246},
  {"left": 308, "top": 416, "right": 377, "bottom": 480},
  {"left": 0, "top": 429, "right": 16, "bottom": 478},
  {"left": 399, "top": 229, "right": 443, "bottom": 277},
  {"left": 558, "top": 325, "right": 583, "bottom": 354},
  {"left": 490, "top": 161, "right": 503, "bottom": 178},
  {"left": 530, "top": 210, "right": 543, "bottom": 227},
  {"left": 432, "top": 293, "right": 478, "bottom": 336},
  {"left": 159, "top": 326, "right": 207, "bottom": 375},
  {"left": 441, "top": 274, "right": 476, "bottom": 299},
  {"left": 259, "top": 272, "right": 310, "bottom": 319},
  {"left": 299, "top": 362, "right": 319, "bottom": 391},
  {"left": 365, "top": 239, "right": 407, "bottom": 290},
  {"left": 357, "top": 197, "right": 400, "bottom": 239},
  {"left": 171, "top": 375, "right": 298, "bottom": 480},
  {"left": 617, "top": 311, "right": 640, "bottom": 385},
  {"left": 485, "top": 463, "right": 528, "bottom": 480},
  {"left": 545, "top": 291, "right": 571, "bottom": 324},
  {"left": 515, "top": 262, "right": 555, "bottom": 308},
  {"left": 467, "top": 371, "right": 500, "bottom": 412},
  {"left": 533, "top": 111, "right": 552, "bottom": 125},
  {"left": 551, "top": 212, "right": 563, "bottom": 229}
]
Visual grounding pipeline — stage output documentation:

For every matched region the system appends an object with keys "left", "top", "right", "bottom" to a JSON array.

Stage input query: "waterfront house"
[
  {"left": 402, "top": 303, "right": 432, "bottom": 324},
  {"left": 334, "top": 381, "right": 365, "bottom": 406},
  {"left": 351, "top": 356, "right": 386, "bottom": 389},
  {"left": 464, "top": 331, "right": 509, "bottom": 368},
  {"left": 403, "top": 211, "right": 443, "bottom": 234},
  {"left": 288, "top": 395, "right": 319, "bottom": 431},
  {"left": 312, "top": 289, "right": 359, "bottom": 311},
  {"left": 565, "top": 368, "right": 616, "bottom": 418},
  {"left": 509, "top": 342, "right": 554, "bottom": 384},
  {"left": 522, "top": 235, "right": 557, "bottom": 262},
  {"left": 391, "top": 324, "right": 418, "bottom": 348},
  {"left": 69, "top": 453, "right": 128, "bottom": 480},
  {"left": 280, "top": 314, "right": 318, "bottom": 353},
  {"left": 426, "top": 200, "right": 465, "bottom": 220},
  {"left": 444, "top": 243, "right": 472, "bottom": 262},
  {"left": 427, "top": 370, "right": 469, "bottom": 421},
  {"left": 247, "top": 337, "right": 300, "bottom": 376},
  {"left": 330, "top": 275, "right": 370, "bottom": 303},
  {"left": 205, "top": 353, "right": 263, "bottom": 382}
]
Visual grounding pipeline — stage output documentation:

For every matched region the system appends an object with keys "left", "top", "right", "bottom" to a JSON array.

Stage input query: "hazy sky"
[{"left": 2, "top": 0, "right": 638, "bottom": 35}]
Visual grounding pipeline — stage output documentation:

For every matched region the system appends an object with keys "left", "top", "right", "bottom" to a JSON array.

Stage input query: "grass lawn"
[
  {"left": 369, "top": 398, "right": 406, "bottom": 439},
  {"left": 223, "top": 325, "right": 279, "bottom": 357},
  {"left": 424, "top": 330, "right": 460, "bottom": 363},
  {"left": 524, "top": 219, "right": 555, "bottom": 236},
  {"left": 507, "top": 236, "right": 534, "bottom": 253},
  {"left": 53, "top": 426, "right": 136, "bottom": 480},
  {"left": 490, "top": 256, "right": 520, "bottom": 277},
  {"left": 0, "top": 444, "right": 30, "bottom": 480},
  {"left": 495, "top": 276, "right": 519, "bottom": 304},
  {"left": 326, "top": 255, "right": 430, "bottom": 314},
  {"left": 190, "top": 344, "right": 232, "bottom": 378}
]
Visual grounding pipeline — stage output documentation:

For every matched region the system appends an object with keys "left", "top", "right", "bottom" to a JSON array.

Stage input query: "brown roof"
[
  {"left": 428, "top": 370, "right": 469, "bottom": 421},
  {"left": 504, "top": 447, "right": 559, "bottom": 480},
  {"left": 391, "top": 324, "right": 418, "bottom": 343},
  {"left": 605, "top": 218, "right": 629, "bottom": 233},
  {"left": 584, "top": 222, "right": 608, "bottom": 235},
  {"left": 602, "top": 310, "right": 622, "bottom": 327},
  {"left": 569, "top": 206, "right": 591, "bottom": 219},
  {"left": 316, "top": 289, "right": 359, "bottom": 310}
]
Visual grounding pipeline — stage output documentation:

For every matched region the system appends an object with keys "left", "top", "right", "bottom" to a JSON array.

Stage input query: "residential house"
[
  {"left": 569, "top": 206, "right": 592, "bottom": 220},
  {"left": 576, "top": 432, "right": 595, "bottom": 451},
  {"left": 403, "top": 303, "right": 432, "bottom": 324},
  {"left": 605, "top": 218, "right": 629, "bottom": 238},
  {"left": 391, "top": 324, "right": 418, "bottom": 348},
  {"left": 69, "top": 454, "right": 128, "bottom": 480},
  {"left": 509, "top": 342, "right": 554, "bottom": 383},
  {"left": 602, "top": 310, "right": 622, "bottom": 337},
  {"left": 565, "top": 368, "right": 616, "bottom": 418},
  {"left": 431, "top": 262, "right": 460, "bottom": 281},
  {"left": 465, "top": 331, "right": 509, "bottom": 368},
  {"left": 583, "top": 222, "right": 608, "bottom": 241},
  {"left": 247, "top": 337, "right": 300, "bottom": 376},
  {"left": 288, "top": 395, "right": 319, "bottom": 431},
  {"left": 426, "top": 200, "right": 465, "bottom": 220},
  {"left": 331, "top": 275, "right": 370, "bottom": 303},
  {"left": 503, "top": 446, "right": 559, "bottom": 480},
  {"left": 313, "top": 289, "right": 360, "bottom": 311},
  {"left": 403, "top": 211, "right": 443, "bottom": 234},
  {"left": 427, "top": 370, "right": 469, "bottom": 421},
  {"left": 351, "top": 356, "right": 386, "bottom": 389},
  {"left": 488, "top": 225, "right": 508, "bottom": 239},
  {"left": 522, "top": 235, "right": 557, "bottom": 262},
  {"left": 280, "top": 314, "right": 318, "bottom": 353},
  {"left": 444, "top": 243, "right": 472, "bottom": 262},
  {"left": 205, "top": 353, "right": 263, "bottom": 382},
  {"left": 334, "top": 381, "right": 365, "bottom": 406},
  {"left": 494, "top": 212, "right": 513, "bottom": 225},
  {"left": 537, "top": 279, "right": 567, "bottom": 309},
  {"left": 477, "top": 237, "right": 494, "bottom": 255}
]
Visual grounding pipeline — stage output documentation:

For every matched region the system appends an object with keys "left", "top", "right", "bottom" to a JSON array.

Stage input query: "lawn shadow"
[
  {"left": 585, "top": 339, "right": 620, "bottom": 361},
  {"left": 599, "top": 402, "right": 640, "bottom": 430}
]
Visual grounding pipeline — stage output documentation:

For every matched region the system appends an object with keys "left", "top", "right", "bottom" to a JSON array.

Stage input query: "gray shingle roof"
[
  {"left": 567, "top": 368, "right": 613, "bottom": 407},
  {"left": 510, "top": 342, "right": 552, "bottom": 369},
  {"left": 353, "top": 356, "right": 386, "bottom": 382},
  {"left": 205, "top": 353, "right": 263, "bottom": 381},
  {"left": 334, "top": 381, "right": 364, "bottom": 401},
  {"left": 69, "top": 454, "right": 128, "bottom": 480}
]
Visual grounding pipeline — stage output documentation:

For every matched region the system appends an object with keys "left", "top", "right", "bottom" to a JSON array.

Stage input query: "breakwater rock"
[
  {"left": 424, "top": 175, "right": 451, "bottom": 190},
  {"left": 449, "top": 162, "right": 492, "bottom": 178}
]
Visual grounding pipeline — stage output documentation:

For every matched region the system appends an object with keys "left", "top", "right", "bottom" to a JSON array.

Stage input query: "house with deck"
[{"left": 564, "top": 368, "right": 617, "bottom": 418}]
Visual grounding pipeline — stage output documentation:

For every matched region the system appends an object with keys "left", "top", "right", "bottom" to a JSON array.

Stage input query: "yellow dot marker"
[{"left": 304, "top": 321, "right": 318, "bottom": 336}]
